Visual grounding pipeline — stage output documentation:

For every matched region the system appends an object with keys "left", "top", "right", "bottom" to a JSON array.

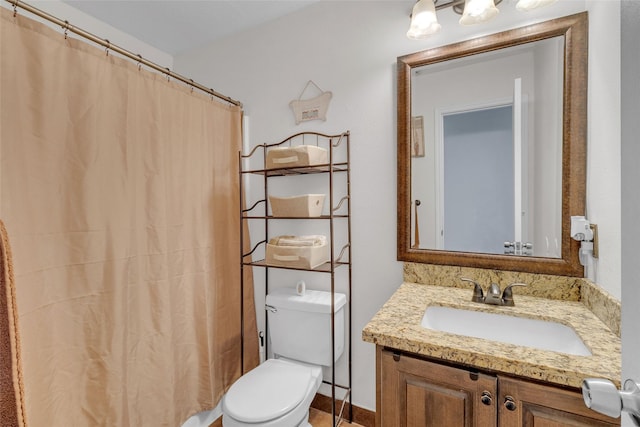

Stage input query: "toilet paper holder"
[{"left": 582, "top": 378, "right": 640, "bottom": 425}]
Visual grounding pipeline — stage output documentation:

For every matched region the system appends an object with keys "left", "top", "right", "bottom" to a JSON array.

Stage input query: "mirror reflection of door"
[{"left": 440, "top": 105, "right": 515, "bottom": 254}]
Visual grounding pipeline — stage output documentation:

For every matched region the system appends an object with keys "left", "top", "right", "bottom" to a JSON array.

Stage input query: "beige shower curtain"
[{"left": 0, "top": 8, "right": 257, "bottom": 426}]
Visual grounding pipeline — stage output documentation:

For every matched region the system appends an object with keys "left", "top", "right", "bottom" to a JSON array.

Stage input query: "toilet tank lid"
[{"left": 266, "top": 288, "right": 346, "bottom": 314}]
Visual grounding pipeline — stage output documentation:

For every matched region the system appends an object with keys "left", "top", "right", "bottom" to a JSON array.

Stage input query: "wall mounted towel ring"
[{"left": 289, "top": 80, "right": 332, "bottom": 125}]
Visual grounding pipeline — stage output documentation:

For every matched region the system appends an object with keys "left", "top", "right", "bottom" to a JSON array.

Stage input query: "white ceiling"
[{"left": 61, "top": 0, "right": 320, "bottom": 55}]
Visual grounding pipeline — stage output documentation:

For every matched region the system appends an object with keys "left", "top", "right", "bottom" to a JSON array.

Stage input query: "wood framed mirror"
[{"left": 397, "top": 12, "right": 588, "bottom": 277}]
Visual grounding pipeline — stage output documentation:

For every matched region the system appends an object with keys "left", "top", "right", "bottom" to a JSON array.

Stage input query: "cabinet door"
[
  {"left": 378, "top": 348, "right": 497, "bottom": 427},
  {"left": 498, "top": 376, "right": 620, "bottom": 426}
]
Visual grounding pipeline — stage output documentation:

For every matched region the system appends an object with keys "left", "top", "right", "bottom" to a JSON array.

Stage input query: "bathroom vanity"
[
  {"left": 362, "top": 283, "right": 621, "bottom": 426},
  {"left": 377, "top": 9, "right": 622, "bottom": 425},
  {"left": 377, "top": 348, "right": 617, "bottom": 426}
]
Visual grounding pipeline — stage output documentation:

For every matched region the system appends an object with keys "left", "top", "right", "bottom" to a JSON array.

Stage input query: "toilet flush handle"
[{"left": 265, "top": 305, "right": 277, "bottom": 313}]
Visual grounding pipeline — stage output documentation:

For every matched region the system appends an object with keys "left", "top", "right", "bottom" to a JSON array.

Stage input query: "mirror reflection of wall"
[{"left": 410, "top": 35, "right": 564, "bottom": 258}]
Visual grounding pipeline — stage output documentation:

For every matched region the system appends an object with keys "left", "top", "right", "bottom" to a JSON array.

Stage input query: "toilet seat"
[{"left": 222, "top": 358, "right": 322, "bottom": 426}]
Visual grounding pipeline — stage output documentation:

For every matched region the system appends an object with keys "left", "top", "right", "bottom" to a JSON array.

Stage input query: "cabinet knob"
[
  {"left": 481, "top": 391, "right": 493, "bottom": 406},
  {"left": 504, "top": 395, "right": 517, "bottom": 411}
]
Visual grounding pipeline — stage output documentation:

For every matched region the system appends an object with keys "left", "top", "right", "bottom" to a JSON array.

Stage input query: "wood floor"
[
  {"left": 308, "top": 408, "right": 366, "bottom": 427},
  {"left": 210, "top": 408, "right": 367, "bottom": 427}
]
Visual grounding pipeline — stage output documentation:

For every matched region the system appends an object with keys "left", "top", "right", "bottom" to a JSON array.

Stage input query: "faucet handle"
[
  {"left": 501, "top": 283, "right": 528, "bottom": 306},
  {"left": 460, "top": 278, "right": 484, "bottom": 303}
]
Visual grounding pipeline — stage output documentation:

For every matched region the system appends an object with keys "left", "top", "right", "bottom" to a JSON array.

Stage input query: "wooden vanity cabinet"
[
  {"left": 377, "top": 347, "right": 620, "bottom": 427},
  {"left": 498, "top": 376, "right": 619, "bottom": 427},
  {"left": 378, "top": 348, "right": 497, "bottom": 426}
]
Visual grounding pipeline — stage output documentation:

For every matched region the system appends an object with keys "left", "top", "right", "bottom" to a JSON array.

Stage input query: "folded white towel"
[{"left": 269, "top": 235, "right": 327, "bottom": 247}]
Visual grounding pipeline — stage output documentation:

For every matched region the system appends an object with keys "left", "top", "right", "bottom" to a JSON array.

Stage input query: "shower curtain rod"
[{"left": 6, "top": 0, "right": 243, "bottom": 108}]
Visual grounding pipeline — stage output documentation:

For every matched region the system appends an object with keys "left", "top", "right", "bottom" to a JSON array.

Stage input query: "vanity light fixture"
[
  {"left": 459, "top": 0, "right": 500, "bottom": 25},
  {"left": 407, "top": 0, "right": 441, "bottom": 39},
  {"left": 516, "top": 0, "right": 559, "bottom": 11},
  {"left": 407, "top": 0, "right": 558, "bottom": 39}
]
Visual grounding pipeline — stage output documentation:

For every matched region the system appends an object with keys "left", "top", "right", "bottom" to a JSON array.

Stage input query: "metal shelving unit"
[{"left": 239, "top": 131, "right": 352, "bottom": 427}]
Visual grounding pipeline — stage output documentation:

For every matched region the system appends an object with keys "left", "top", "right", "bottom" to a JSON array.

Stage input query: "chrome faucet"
[
  {"left": 484, "top": 283, "right": 504, "bottom": 305},
  {"left": 460, "top": 278, "right": 527, "bottom": 306}
]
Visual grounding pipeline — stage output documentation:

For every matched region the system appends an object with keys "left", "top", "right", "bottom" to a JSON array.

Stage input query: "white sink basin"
[{"left": 421, "top": 306, "right": 591, "bottom": 356}]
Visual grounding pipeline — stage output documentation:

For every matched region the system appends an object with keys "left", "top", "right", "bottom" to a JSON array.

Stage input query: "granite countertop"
[{"left": 362, "top": 282, "right": 621, "bottom": 389}]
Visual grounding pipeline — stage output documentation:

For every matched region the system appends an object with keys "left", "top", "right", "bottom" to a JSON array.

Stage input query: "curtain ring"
[
  {"left": 165, "top": 68, "right": 171, "bottom": 82},
  {"left": 137, "top": 54, "right": 143, "bottom": 71},
  {"left": 105, "top": 39, "right": 110, "bottom": 56},
  {"left": 189, "top": 79, "right": 195, "bottom": 93},
  {"left": 63, "top": 20, "right": 69, "bottom": 39},
  {"left": 13, "top": 0, "right": 18, "bottom": 17}
]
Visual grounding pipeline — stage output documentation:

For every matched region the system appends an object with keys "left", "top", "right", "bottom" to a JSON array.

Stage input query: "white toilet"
[{"left": 222, "top": 287, "right": 346, "bottom": 427}]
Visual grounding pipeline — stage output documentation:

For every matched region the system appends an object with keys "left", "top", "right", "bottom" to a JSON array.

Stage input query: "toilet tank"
[{"left": 266, "top": 288, "right": 346, "bottom": 366}]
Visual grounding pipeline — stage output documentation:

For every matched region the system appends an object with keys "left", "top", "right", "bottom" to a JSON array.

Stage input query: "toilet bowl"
[
  {"left": 221, "top": 288, "right": 346, "bottom": 427},
  {"left": 222, "top": 358, "right": 322, "bottom": 427}
]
